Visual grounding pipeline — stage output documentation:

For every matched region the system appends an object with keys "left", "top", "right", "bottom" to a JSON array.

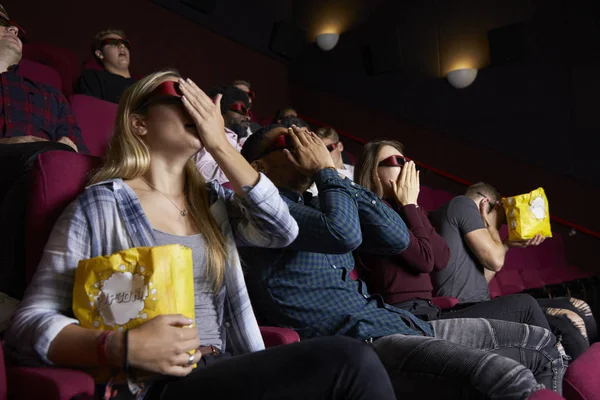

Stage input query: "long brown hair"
[
  {"left": 354, "top": 140, "right": 405, "bottom": 198},
  {"left": 90, "top": 70, "right": 228, "bottom": 290}
]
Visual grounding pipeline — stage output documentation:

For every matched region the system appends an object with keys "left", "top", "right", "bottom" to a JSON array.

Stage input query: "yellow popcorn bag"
[
  {"left": 73, "top": 244, "right": 195, "bottom": 332},
  {"left": 502, "top": 187, "right": 552, "bottom": 241}
]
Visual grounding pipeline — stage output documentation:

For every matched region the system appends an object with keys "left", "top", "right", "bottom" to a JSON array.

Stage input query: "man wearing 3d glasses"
[
  {"left": 75, "top": 29, "right": 136, "bottom": 104},
  {"left": 0, "top": 4, "right": 86, "bottom": 152},
  {"left": 194, "top": 85, "right": 252, "bottom": 184}
]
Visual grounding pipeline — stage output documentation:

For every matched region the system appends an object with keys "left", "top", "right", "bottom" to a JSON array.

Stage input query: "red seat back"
[
  {"left": 25, "top": 151, "right": 102, "bottom": 284},
  {"left": 70, "top": 95, "right": 118, "bottom": 157},
  {"left": 564, "top": 342, "right": 600, "bottom": 400},
  {"left": 17, "top": 59, "right": 62, "bottom": 93},
  {"left": 22, "top": 43, "right": 80, "bottom": 95}
]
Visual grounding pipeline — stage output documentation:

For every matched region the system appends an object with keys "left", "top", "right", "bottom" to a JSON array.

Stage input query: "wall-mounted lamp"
[
  {"left": 316, "top": 33, "right": 339, "bottom": 51},
  {"left": 446, "top": 68, "right": 478, "bottom": 89}
]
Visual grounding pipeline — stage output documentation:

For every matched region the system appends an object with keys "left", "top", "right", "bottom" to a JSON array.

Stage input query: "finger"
[
  {"left": 416, "top": 170, "right": 421, "bottom": 185},
  {"left": 390, "top": 180, "right": 397, "bottom": 195},
  {"left": 179, "top": 80, "right": 211, "bottom": 116},
  {"left": 181, "top": 95, "right": 203, "bottom": 124},
  {"left": 398, "top": 162, "right": 408, "bottom": 187},
  {"left": 409, "top": 162, "right": 417, "bottom": 186},
  {"left": 292, "top": 126, "right": 310, "bottom": 146},
  {"left": 286, "top": 128, "right": 302, "bottom": 150},
  {"left": 166, "top": 363, "right": 195, "bottom": 377},
  {"left": 163, "top": 314, "right": 195, "bottom": 327},
  {"left": 183, "top": 78, "right": 214, "bottom": 108},
  {"left": 213, "top": 93, "right": 223, "bottom": 114},
  {"left": 479, "top": 199, "right": 489, "bottom": 217},
  {"left": 32, "top": 136, "right": 49, "bottom": 142}
]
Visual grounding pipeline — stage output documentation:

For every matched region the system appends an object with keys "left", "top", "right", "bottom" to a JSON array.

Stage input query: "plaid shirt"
[
  {"left": 5, "top": 174, "right": 298, "bottom": 366},
  {"left": 0, "top": 65, "right": 88, "bottom": 153},
  {"left": 241, "top": 169, "right": 434, "bottom": 341}
]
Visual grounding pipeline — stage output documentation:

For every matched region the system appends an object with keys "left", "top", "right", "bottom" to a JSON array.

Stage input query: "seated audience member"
[
  {"left": 239, "top": 125, "right": 566, "bottom": 398},
  {"left": 194, "top": 85, "right": 251, "bottom": 183},
  {"left": 0, "top": 4, "right": 86, "bottom": 153},
  {"left": 279, "top": 116, "right": 310, "bottom": 129},
  {"left": 273, "top": 107, "right": 298, "bottom": 123},
  {"left": 307, "top": 126, "right": 355, "bottom": 196},
  {"left": 75, "top": 29, "right": 136, "bottom": 104},
  {"left": 430, "top": 182, "right": 595, "bottom": 359},
  {"left": 4, "top": 70, "right": 396, "bottom": 400},
  {"left": 353, "top": 140, "right": 552, "bottom": 329},
  {"left": 231, "top": 79, "right": 261, "bottom": 133}
]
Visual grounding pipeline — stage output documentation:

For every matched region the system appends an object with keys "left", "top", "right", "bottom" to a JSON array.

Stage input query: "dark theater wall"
[{"left": 4, "top": 0, "right": 290, "bottom": 118}]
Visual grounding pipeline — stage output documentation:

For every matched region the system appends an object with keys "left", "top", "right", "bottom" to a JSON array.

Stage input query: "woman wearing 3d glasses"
[
  {"left": 353, "top": 140, "right": 555, "bottom": 329},
  {"left": 5, "top": 71, "right": 397, "bottom": 400},
  {"left": 75, "top": 29, "right": 136, "bottom": 104}
]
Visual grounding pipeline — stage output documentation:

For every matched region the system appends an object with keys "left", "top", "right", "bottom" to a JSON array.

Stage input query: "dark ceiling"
[{"left": 153, "top": 0, "right": 394, "bottom": 62}]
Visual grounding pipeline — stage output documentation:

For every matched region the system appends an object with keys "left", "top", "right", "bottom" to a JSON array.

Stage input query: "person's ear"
[
  {"left": 94, "top": 50, "right": 103, "bottom": 60},
  {"left": 129, "top": 114, "right": 148, "bottom": 137},
  {"left": 338, "top": 141, "right": 344, "bottom": 152}
]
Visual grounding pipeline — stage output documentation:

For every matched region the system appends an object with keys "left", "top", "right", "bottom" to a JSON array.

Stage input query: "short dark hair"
[
  {"left": 241, "top": 124, "right": 284, "bottom": 163},
  {"left": 206, "top": 85, "right": 250, "bottom": 115},
  {"left": 279, "top": 116, "right": 309, "bottom": 129},
  {"left": 315, "top": 126, "right": 339, "bottom": 142},
  {"left": 465, "top": 182, "right": 501, "bottom": 202},
  {"left": 232, "top": 79, "right": 251, "bottom": 89},
  {"left": 274, "top": 107, "right": 297, "bottom": 122},
  {"left": 92, "top": 28, "right": 126, "bottom": 54}
]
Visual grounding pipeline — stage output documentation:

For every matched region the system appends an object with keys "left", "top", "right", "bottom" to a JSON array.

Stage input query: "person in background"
[
  {"left": 231, "top": 79, "right": 261, "bottom": 134},
  {"left": 307, "top": 126, "right": 354, "bottom": 196},
  {"left": 75, "top": 29, "right": 136, "bottom": 104},
  {"left": 273, "top": 107, "right": 298, "bottom": 124},
  {"left": 0, "top": 4, "right": 86, "bottom": 152},
  {"left": 430, "top": 181, "right": 596, "bottom": 359},
  {"left": 5, "top": 70, "right": 396, "bottom": 400}
]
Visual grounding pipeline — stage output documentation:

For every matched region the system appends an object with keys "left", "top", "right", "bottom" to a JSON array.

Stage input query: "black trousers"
[
  {"left": 394, "top": 294, "right": 551, "bottom": 330},
  {"left": 138, "top": 336, "right": 395, "bottom": 400}
]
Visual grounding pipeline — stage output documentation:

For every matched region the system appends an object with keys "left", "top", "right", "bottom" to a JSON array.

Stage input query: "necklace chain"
[{"left": 140, "top": 177, "right": 188, "bottom": 217}]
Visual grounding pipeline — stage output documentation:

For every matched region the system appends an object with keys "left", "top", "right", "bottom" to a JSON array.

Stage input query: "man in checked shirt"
[
  {"left": 0, "top": 4, "right": 87, "bottom": 153},
  {"left": 240, "top": 124, "right": 568, "bottom": 399}
]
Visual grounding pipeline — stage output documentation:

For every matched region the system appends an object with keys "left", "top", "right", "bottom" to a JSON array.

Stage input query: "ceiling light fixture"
[
  {"left": 316, "top": 33, "right": 339, "bottom": 51},
  {"left": 446, "top": 68, "right": 478, "bottom": 89}
]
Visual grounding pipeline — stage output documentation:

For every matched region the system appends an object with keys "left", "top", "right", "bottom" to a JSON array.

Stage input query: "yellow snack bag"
[
  {"left": 502, "top": 187, "right": 552, "bottom": 241},
  {"left": 73, "top": 244, "right": 195, "bottom": 331}
]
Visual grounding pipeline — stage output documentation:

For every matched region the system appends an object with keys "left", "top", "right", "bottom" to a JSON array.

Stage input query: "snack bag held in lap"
[
  {"left": 502, "top": 187, "right": 552, "bottom": 241},
  {"left": 73, "top": 244, "right": 195, "bottom": 331}
]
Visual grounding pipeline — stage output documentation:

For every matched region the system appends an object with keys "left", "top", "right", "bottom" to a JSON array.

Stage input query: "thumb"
[
  {"left": 163, "top": 314, "right": 194, "bottom": 327},
  {"left": 389, "top": 180, "right": 398, "bottom": 194},
  {"left": 213, "top": 93, "right": 223, "bottom": 113}
]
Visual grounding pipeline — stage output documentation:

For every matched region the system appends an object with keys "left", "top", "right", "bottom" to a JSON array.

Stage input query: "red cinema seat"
[
  {"left": 69, "top": 95, "right": 118, "bottom": 157},
  {"left": 22, "top": 43, "right": 80, "bottom": 95},
  {"left": 17, "top": 59, "right": 62, "bottom": 92}
]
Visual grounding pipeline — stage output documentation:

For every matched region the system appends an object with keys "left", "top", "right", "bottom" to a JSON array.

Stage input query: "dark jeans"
[
  {"left": 374, "top": 318, "right": 567, "bottom": 399},
  {"left": 439, "top": 294, "right": 552, "bottom": 330},
  {"left": 142, "top": 336, "right": 395, "bottom": 400},
  {"left": 393, "top": 294, "right": 551, "bottom": 330}
]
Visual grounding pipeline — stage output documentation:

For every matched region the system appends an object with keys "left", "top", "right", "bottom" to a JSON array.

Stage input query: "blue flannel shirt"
[{"left": 241, "top": 168, "right": 434, "bottom": 340}]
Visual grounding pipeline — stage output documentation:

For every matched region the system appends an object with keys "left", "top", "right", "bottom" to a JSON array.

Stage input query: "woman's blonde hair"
[
  {"left": 354, "top": 140, "right": 405, "bottom": 198},
  {"left": 90, "top": 69, "right": 228, "bottom": 290}
]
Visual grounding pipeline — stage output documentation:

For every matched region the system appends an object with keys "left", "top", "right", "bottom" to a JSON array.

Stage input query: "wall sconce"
[
  {"left": 316, "top": 33, "right": 339, "bottom": 51},
  {"left": 446, "top": 68, "right": 478, "bottom": 89}
]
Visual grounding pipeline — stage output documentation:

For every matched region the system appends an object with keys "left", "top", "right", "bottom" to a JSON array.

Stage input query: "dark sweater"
[
  {"left": 359, "top": 204, "right": 451, "bottom": 305},
  {"left": 75, "top": 69, "right": 136, "bottom": 104}
]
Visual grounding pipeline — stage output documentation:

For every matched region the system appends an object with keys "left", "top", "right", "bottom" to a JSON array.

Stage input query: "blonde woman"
[{"left": 5, "top": 71, "right": 396, "bottom": 400}]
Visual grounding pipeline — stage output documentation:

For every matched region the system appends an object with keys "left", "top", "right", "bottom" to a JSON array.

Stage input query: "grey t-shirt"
[
  {"left": 154, "top": 229, "right": 225, "bottom": 349},
  {"left": 430, "top": 196, "right": 490, "bottom": 303}
]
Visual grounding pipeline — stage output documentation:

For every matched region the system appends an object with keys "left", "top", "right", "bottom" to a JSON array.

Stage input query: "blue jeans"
[{"left": 373, "top": 318, "right": 567, "bottom": 399}]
